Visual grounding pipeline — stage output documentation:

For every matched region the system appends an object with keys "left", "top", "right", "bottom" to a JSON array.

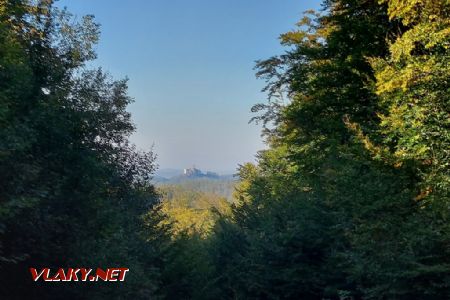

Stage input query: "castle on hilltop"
[
  {"left": 183, "top": 167, "right": 219, "bottom": 178},
  {"left": 183, "top": 167, "right": 202, "bottom": 177}
]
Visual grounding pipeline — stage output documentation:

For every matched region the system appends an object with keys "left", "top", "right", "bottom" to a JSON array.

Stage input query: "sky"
[{"left": 57, "top": 0, "right": 321, "bottom": 174}]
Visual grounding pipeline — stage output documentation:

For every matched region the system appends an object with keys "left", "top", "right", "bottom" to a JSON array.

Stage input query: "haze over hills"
[
  {"left": 155, "top": 168, "right": 184, "bottom": 179},
  {"left": 153, "top": 167, "right": 237, "bottom": 200},
  {"left": 154, "top": 167, "right": 236, "bottom": 181}
]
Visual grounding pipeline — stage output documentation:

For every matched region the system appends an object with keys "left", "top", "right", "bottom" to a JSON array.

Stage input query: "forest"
[{"left": 0, "top": 0, "right": 449, "bottom": 299}]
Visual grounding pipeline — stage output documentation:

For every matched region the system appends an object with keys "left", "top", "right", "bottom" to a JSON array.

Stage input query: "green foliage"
[
  {"left": 157, "top": 177, "right": 237, "bottom": 200},
  {"left": 0, "top": 1, "right": 169, "bottom": 298},
  {"left": 203, "top": 0, "right": 450, "bottom": 299},
  {"left": 371, "top": 0, "right": 450, "bottom": 205},
  {"left": 150, "top": 185, "right": 232, "bottom": 299},
  {"left": 157, "top": 184, "right": 231, "bottom": 237}
]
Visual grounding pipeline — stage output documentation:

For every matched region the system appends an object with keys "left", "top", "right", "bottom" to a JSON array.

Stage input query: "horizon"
[{"left": 155, "top": 166, "right": 236, "bottom": 178}]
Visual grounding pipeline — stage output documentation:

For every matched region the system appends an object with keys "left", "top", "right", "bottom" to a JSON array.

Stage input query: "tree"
[
  {"left": 0, "top": 1, "right": 167, "bottom": 298},
  {"left": 211, "top": 0, "right": 449, "bottom": 298}
]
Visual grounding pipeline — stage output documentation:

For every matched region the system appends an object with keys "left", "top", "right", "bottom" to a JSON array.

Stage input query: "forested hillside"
[
  {"left": 157, "top": 184, "right": 231, "bottom": 236},
  {"left": 156, "top": 177, "right": 237, "bottom": 199},
  {"left": 1, "top": 0, "right": 449, "bottom": 299}
]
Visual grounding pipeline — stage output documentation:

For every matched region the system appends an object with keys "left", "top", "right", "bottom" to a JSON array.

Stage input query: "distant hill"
[
  {"left": 159, "top": 178, "right": 237, "bottom": 200},
  {"left": 155, "top": 168, "right": 183, "bottom": 179},
  {"left": 154, "top": 167, "right": 235, "bottom": 182},
  {"left": 152, "top": 175, "right": 169, "bottom": 183},
  {"left": 152, "top": 167, "right": 237, "bottom": 200}
]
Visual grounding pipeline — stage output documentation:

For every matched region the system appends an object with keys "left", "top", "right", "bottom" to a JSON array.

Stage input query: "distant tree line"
[{"left": 157, "top": 177, "right": 237, "bottom": 200}]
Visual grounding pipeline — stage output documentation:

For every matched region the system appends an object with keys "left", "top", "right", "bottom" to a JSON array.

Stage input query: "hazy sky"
[{"left": 58, "top": 0, "right": 320, "bottom": 173}]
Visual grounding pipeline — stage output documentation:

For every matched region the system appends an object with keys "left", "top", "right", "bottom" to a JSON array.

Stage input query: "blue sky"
[{"left": 58, "top": 0, "right": 321, "bottom": 173}]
